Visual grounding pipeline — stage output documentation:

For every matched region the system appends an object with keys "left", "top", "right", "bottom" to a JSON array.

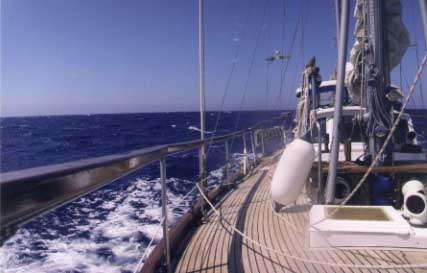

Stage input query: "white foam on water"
[
  {"left": 140, "top": 225, "right": 163, "bottom": 242},
  {"left": 143, "top": 207, "right": 163, "bottom": 221},
  {"left": 0, "top": 175, "right": 195, "bottom": 273},
  {"left": 0, "top": 157, "right": 239, "bottom": 273}
]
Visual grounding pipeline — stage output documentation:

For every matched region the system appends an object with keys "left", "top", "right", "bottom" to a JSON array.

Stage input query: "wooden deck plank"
[
  {"left": 210, "top": 197, "right": 234, "bottom": 273},
  {"left": 262, "top": 185, "right": 288, "bottom": 273},
  {"left": 175, "top": 155, "right": 427, "bottom": 273},
  {"left": 224, "top": 181, "right": 251, "bottom": 273},
  {"left": 251, "top": 172, "right": 278, "bottom": 273}
]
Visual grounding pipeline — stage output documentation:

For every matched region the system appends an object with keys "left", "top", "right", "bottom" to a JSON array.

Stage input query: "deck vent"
[{"left": 407, "top": 195, "right": 426, "bottom": 214}]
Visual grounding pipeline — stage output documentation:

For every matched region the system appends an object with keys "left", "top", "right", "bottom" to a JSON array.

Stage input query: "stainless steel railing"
[{"left": 0, "top": 117, "right": 287, "bottom": 245}]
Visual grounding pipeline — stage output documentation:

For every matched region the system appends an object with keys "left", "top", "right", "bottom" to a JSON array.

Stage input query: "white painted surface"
[
  {"left": 310, "top": 205, "right": 427, "bottom": 249},
  {"left": 313, "top": 106, "right": 366, "bottom": 120},
  {"left": 314, "top": 142, "right": 365, "bottom": 162}
]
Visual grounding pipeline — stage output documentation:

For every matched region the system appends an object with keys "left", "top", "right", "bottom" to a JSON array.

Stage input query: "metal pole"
[
  {"left": 250, "top": 130, "right": 257, "bottom": 167},
  {"left": 160, "top": 157, "right": 171, "bottom": 273},
  {"left": 242, "top": 134, "right": 248, "bottom": 176},
  {"left": 325, "top": 0, "right": 350, "bottom": 204},
  {"left": 198, "top": 0, "right": 207, "bottom": 217},
  {"left": 419, "top": 0, "right": 427, "bottom": 47},
  {"left": 224, "top": 140, "right": 229, "bottom": 184},
  {"left": 261, "top": 132, "right": 266, "bottom": 155},
  {"left": 282, "top": 127, "right": 286, "bottom": 146},
  {"left": 334, "top": 0, "right": 341, "bottom": 80},
  {"left": 335, "top": 0, "right": 341, "bottom": 46},
  {"left": 311, "top": 72, "right": 318, "bottom": 112},
  {"left": 374, "top": 0, "right": 388, "bottom": 86},
  {"left": 314, "top": 122, "right": 323, "bottom": 204}
]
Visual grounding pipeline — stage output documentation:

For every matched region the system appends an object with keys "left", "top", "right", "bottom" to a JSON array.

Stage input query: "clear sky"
[{"left": 1, "top": 0, "right": 426, "bottom": 117}]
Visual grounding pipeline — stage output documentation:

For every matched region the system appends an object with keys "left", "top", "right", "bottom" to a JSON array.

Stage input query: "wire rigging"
[
  {"left": 263, "top": 2, "right": 274, "bottom": 110},
  {"left": 265, "top": 63, "right": 271, "bottom": 109},
  {"left": 275, "top": 1, "right": 305, "bottom": 110},
  {"left": 229, "top": 0, "right": 270, "bottom": 150},
  {"left": 410, "top": 1, "right": 425, "bottom": 109},
  {"left": 401, "top": 62, "right": 418, "bottom": 108},
  {"left": 277, "top": 0, "right": 288, "bottom": 109},
  {"left": 205, "top": 0, "right": 254, "bottom": 156}
]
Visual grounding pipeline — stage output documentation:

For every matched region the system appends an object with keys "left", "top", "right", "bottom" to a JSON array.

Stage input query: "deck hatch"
[{"left": 325, "top": 207, "right": 391, "bottom": 221}]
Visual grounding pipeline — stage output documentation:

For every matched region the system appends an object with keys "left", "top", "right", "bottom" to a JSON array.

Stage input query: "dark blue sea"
[{"left": 0, "top": 111, "right": 290, "bottom": 273}]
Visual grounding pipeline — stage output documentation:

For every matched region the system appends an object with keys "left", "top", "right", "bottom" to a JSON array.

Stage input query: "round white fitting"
[
  {"left": 334, "top": 176, "right": 351, "bottom": 203},
  {"left": 404, "top": 192, "right": 427, "bottom": 225},
  {"left": 402, "top": 180, "right": 427, "bottom": 224},
  {"left": 402, "top": 180, "right": 424, "bottom": 196}
]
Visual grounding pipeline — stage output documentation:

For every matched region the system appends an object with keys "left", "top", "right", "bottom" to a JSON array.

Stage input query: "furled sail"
[{"left": 346, "top": 0, "right": 410, "bottom": 105}]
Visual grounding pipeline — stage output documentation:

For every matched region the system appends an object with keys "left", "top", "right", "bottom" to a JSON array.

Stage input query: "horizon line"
[{"left": 0, "top": 108, "right": 296, "bottom": 119}]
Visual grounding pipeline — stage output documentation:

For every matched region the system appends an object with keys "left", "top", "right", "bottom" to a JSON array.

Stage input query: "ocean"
[{"left": 0, "top": 110, "right": 287, "bottom": 273}]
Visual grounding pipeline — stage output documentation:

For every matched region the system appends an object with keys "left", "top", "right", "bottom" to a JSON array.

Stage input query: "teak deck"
[{"left": 174, "top": 155, "right": 427, "bottom": 273}]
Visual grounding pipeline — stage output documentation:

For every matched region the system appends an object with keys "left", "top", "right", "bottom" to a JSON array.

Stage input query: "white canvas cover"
[{"left": 346, "top": 0, "right": 410, "bottom": 105}]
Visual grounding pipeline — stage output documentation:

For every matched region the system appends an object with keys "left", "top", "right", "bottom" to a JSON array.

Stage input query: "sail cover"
[{"left": 346, "top": 0, "right": 410, "bottom": 105}]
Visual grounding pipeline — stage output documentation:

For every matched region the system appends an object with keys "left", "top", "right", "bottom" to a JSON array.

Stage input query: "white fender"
[{"left": 271, "top": 138, "right": 314, "bottom": 206}]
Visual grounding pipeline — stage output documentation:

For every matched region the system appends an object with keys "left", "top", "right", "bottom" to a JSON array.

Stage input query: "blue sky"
[{"left": 1, "top": 0, "right": 426, "bottom": 116}]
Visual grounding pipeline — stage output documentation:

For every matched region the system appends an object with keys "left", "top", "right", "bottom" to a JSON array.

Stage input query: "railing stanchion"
[
  {"left": 282, "top": 127, "right": 286, "bottom": 147},
  {"left": 160, "top": 157, "right": 171, "bottom": 273},
  {"left": 224, "top": 140, "right": 229, "bottom": 185},
  {"left": 250, "top": 130, "right": 257, "bottom": 168},
  {"left": 261, "top": 131, "right": 266, "bottom": 156},
  {"left": 315, "top": 121, "right": 323, "bottom": 203},
  {"left": 242, "top": 133, "right": 248, "bottom": 176}
]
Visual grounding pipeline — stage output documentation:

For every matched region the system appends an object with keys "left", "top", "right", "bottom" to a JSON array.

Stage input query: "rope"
[
  {"left": 133, "top": 183, "right": 200, "bottom": 273},
  {"left": 312, "top": 52, "right": 427, "bottom": 227},
  {"left": 136, "top": 54, "right": 427, "bottom": 270},
  {"left": 195, "top": 183, "right": 427, "bottom": 269},
  {"left": 133, "top": 217, "right": 165, "bottom": 273},
  {"left": 323, "top": 51, "right": 427, "bottom": 216},
  {"left": 266, "top": 53, "right": 427, "bottom": 268}
]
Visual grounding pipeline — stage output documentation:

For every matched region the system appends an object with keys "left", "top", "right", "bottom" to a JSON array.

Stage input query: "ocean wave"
[
  {"left": 1, "top": 176, "right": 193, "bottom": 273},
  {"left": 0, "top": 159, "right": 241, "bottom": 273}
]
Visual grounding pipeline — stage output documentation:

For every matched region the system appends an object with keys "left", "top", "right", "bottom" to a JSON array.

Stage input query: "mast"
[
  {"left": 198, "top": 0, "right": 207, "bottom": 214},
  {"left": 325, "top": 0, "right": 350, "bottom": 204},
  {"left": 335, "top": 0, "right": 341, "bottom": 45},
  {"left": 365, "top": 0, "right": 392, "bottom": 163},
  {"left": 420, "top": 0, "right": 427, "bottom": 47}
]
